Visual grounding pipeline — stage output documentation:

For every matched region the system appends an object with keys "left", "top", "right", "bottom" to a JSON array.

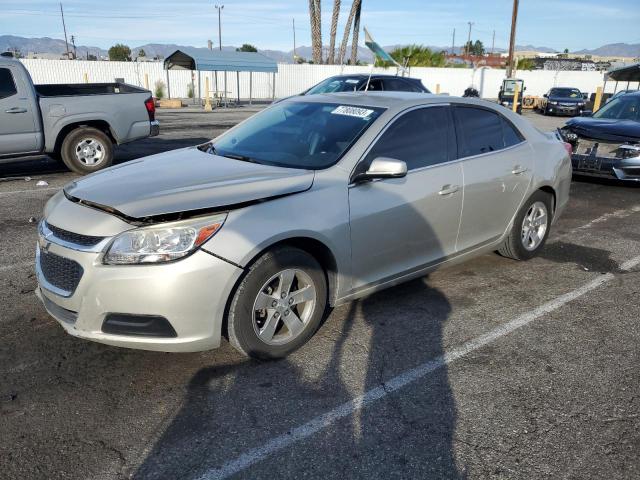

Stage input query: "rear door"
[
  {"left": 453, "top": 106, "right": 533, "bottom": 251},
  {"left": 0, "top": 65, "right": 39, "bottom": 155},
  {"left": 348, "top": 105, "right": 463, "bottom": 289}
]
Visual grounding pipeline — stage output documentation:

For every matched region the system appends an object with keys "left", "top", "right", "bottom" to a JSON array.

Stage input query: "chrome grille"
[
  {"left": 45, "top": 222, "right": 104, "bottom": 247},
  {"left": 38, "top": 249, "right": 83, "bottom": 295}
]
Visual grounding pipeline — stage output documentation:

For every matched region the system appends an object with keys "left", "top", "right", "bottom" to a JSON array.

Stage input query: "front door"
[
  {"left": 452, "top": 106, "right": 533, "bottom": 251},
  {"left": 348, "top": 105, "right": 463, "bottom": 290},
  {"left": 0, "top": 65, "right": 38, "bottom": 155}
]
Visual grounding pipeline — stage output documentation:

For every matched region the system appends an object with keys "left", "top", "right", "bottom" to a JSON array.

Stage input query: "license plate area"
[{"left": 578, "top": 156, "right": 602, "bottom": 170}]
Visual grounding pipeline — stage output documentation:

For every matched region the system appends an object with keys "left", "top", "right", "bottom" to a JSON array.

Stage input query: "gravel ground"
[{"left": 1, "top": 106, "right": 638, "bottom": 480}]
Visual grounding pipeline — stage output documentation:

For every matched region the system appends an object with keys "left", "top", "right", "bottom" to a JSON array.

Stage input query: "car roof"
[{"left": 327, "top": 73, "right": 421, "bottom": 81}]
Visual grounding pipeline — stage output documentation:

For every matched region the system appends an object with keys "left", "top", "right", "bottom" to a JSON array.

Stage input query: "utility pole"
[
  {"left": 451, "top": 28, "right": 455, "bottom": 55},
  {"left": 506, "top": 0, "right": 519, "bottom": 77},
  {"left": 491, "top": 30, "right": 495, "bottom": 55},
  {"left": 215, "top": 4, "right": 224, "bottom": 50},
  {"left": 59, "top": 3, "right": 70, "bottom": 59},
  {"left": 70, "top": 35, "right": 77, "bottom": 59},
  {"left": 293, "top": 18, "right": 297, "bottom": 62},
  {"left": 465, "top": 21, "right": 474, "bottom": 56}
]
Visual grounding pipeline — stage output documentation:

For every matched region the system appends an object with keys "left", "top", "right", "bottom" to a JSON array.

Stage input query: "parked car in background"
[
  {"left": 539, "top": 87, "right": 586, "bottom": 116},
  {"left": 271, "top": 74, "right": 430, "bottom": 104},
  {"left": 561, "top": 91, "right": 640, "bottom": 182},
  {"left": 0, "top": 53, "right": 159, "bottom": 174},
  {"left": 36, "top": 92, "right": 571, "bottom": 359}
]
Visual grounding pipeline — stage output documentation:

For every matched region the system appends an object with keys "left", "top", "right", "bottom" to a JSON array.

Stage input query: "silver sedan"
[{"left": 36, "top": 92, "right": 572, "bottom": 358}]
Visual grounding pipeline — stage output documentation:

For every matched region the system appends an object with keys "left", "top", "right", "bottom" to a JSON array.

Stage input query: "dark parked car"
[
  {"left": 560, "top": 91, "right": 640, "bottom": 182},
  {"left": 302, "top": 74, "right": 430, "bottom": 95},
  {"left": 539, "top": 87, "right": 586, "bottom": 116}
]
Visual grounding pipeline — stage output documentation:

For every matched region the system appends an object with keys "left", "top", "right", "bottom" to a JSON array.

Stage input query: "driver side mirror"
[
  {"left": 580, "top": 110, "right": 593, "bottom": 117},
  {"left": 352, "top": 157, "right": 407, "bottom": 183},
  {"left": 543, "top": 93, "right": 548, "bottom": 98}
]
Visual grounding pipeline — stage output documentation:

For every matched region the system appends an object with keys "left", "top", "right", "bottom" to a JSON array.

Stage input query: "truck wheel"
[
  {"left": 498, "top": 190, "right": 553, "bottom": 261},
  {"left": 227, "top": 247, "right": 327, "bottom": 359},
  {"left": 61, "top": 127, "right": 113, "bottom": 174}
]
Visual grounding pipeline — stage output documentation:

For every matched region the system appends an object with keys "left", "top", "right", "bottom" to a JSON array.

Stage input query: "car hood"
[
  {"left": 564, "top": 117, "right": 640, "bottom": 142},
  {"left": 64, "top": 147, "right": 315, "bottom": 219}
]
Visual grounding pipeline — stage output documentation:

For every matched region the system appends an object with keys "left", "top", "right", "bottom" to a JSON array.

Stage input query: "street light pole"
[
  {"left": 506, "top": 0, "right": 519, "bottom": 78},
  {"left": 215, "top": 4, "right": 224, "bottom": 50}
]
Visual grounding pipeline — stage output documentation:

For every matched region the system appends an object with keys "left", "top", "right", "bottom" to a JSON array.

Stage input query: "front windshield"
[
  {"left": 306, "top": 77, "right": 363, "bottom": 95},
  {"left": 212, "top": 101, "right": 385, "bottom": 169},
  {"left": 593, "top": 96, "right": 640, "bottom": 121},
  {"left": 550, "top": 88, "right": 582, "bottom": 98}
]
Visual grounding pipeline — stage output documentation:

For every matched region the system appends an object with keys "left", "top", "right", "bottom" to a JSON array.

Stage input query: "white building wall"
[{"left": 19, "top": 59, "right": 609, "bottom": 101}]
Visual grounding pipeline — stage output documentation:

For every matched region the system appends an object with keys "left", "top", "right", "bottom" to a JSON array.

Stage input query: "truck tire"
[
  {"left": 498, "top": 190, "right": 553, "bottom": 261},
  {"left": 60, "top": 127, "right": 113, "bottom": 174}
]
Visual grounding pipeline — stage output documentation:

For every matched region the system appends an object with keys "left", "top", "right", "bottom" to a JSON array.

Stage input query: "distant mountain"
[
  {"left": 0, "top": 35, "right": 106, "bottom": 57},
  {"left": 574, "top": 43, "right": 640, "bottom": 57},
  {"left": 3, "top": 35, "right": 638, "bottom": 63}
]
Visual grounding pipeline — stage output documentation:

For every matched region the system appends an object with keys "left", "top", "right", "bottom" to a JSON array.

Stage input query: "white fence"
[{"left": 20, "top": 59, "right": 608, "bottom": 101}]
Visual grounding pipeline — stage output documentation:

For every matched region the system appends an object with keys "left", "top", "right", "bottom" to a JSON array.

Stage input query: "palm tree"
[
  {"left": 383, "top": 45, "right": 446, "bottom": 68},
  {"left": 328, "top": 0, "right": 341, "bottom": 64},
  {"left": 350, "top": 0, "right": 362, "bottom": 65},
  {"left": 308, "top": 0, "right": 323, "bottom": 64},
  {"left": 338, "top": 1, "right": 357, "bottom": 64}
]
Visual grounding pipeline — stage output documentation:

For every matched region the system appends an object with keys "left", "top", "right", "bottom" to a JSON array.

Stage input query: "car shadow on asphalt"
[{"left": 133, "top": 276, "right": 461, "bottom": 479}]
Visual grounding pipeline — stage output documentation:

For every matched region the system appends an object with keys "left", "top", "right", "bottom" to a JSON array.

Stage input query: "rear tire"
[
  {"left": 227, "top": 247, "right": 327, "bottom": 359},
  {"left": 498, "top": 190, "right": 553, "bottom": 261},
  {"left": 60, "top": 127, "right": 113, "bottom": 174}
]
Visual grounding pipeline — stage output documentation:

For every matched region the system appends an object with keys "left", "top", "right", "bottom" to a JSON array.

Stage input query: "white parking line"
[
  {"left": 198, "top": 254, "right": 640, "bottom": 480},
  {"left": 0, "top": 187, "right": 59, "bottom": 196}
]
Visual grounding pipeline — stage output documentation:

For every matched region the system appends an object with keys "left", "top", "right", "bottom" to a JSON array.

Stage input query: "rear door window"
[
  {"left": 362, "top": 106, "right": 450, "bottom": 171},
  {"left": 382, "top": 78, "right": 421, "bottom": 92},
  {"left": 453, "top": 107, "right": 505, "bottom": 157},
  {"left": 0, "top": 68, "right": 17, "bottom": 99},
  {"left": 363, "top": 79, "right": 383, "bottom": 91}
]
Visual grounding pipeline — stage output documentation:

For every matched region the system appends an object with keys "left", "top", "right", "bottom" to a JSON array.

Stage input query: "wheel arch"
[
  {"left": 53, "top": 120, "right": 116, "bottom": 155},
  {"left": 537, "top": 185, "right": 556, "bottom": 214}
]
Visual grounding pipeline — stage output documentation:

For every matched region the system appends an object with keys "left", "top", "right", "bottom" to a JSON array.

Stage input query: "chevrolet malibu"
[{"left": 36, "top": 93, "right": 572, "bottom": 359}]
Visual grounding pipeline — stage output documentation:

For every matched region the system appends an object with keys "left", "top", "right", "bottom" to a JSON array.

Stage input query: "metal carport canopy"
[
  {"left": 605, "top": 63, "right": 640, "bottom": 83},
  {"left": 163, "top": 47, "right": 277, "bottom": 73}
]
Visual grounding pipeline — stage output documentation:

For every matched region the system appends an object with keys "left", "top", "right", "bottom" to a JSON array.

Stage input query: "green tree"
[
  {"left": 236, "top": 44, "right": 258, "bottom": 52},
  {"left": 464, "top": 40, "right": 485, "bottom": 56},
  {"left": 563, "top": 48, "right": 569, "bottom": 54},
  {"left": 380, "top": 45, "right": 446, "bottom": 68},
  {"left": 154, "top": 80, "right": 165, "bottom": 99},
  {"left": 137, "top": 48, "right": 146, "bottom": 57},
  {"left": 516, "top": 58, "right": 536, "bottom": 70},
  {"left": 87, "top": 54, "right": 98, "bottom": 61},
  {"left": 108, "top": 43, "right": 131, "bottom": 61}
]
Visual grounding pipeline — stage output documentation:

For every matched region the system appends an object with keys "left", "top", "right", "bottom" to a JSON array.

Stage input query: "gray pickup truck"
[{"left": 0, "top": 54, "right": 159, "bottom": 174}]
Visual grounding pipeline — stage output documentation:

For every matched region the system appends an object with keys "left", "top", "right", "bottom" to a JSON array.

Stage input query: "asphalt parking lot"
[{"left": 1, "top": 106, "right": 639, "bottom": 480}]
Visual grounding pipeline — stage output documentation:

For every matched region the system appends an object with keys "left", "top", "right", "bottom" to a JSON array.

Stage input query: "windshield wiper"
[{"left": 221, "top": 153, "right": 260, "bottom": 164}]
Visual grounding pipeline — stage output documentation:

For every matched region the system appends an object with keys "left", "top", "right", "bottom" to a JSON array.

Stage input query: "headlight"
[
  {"left": 104, "top": 213, "right": 227, "bottom": 264},
  {"left": 549, "top": 101, "right": 558, "bottom": 105},
  {"left": 615, "top": 144, "right": 640, "bottom": 160}
]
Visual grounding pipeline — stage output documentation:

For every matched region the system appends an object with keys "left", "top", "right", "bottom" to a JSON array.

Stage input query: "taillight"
[
  {"left": 144, "top": 97, "right": 155, "bottom": 122},
  {"left": 563, "top": 142, "right": 573, "bottom": 156}
]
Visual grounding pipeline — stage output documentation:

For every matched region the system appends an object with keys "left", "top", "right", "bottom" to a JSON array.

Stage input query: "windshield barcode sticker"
[{"left": 331, "top": 106, "right": 374, "bottom": 118}]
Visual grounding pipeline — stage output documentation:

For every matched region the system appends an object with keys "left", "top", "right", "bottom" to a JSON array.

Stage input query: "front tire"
[
  {"left": 61, "top": 127, "right": 113, "bottom": 174},
  {"left": 498, "top": 191, "right": 552, "bottom": 261},
  {"left": 227, "top": 247, "right": 327, "bottom": 359}
]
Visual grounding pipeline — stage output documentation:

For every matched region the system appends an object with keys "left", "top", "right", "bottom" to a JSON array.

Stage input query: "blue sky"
[{"left": 2, "top": 0, "right": 640, "bottom": 52}]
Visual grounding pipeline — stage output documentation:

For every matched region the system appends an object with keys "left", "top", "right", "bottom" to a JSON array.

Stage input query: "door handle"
[
  {"left": 438, "top": 184, "right": 460, "bottom": 196},
  {"left": 5, "top": 107, "right": 28, "bottom": 114},
  {"left": 512, "top": 165, "right": 528, "bottom": 175}
]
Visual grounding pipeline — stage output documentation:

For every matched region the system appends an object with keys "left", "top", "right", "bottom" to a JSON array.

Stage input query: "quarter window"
[
  {"left": 501, "top": 117, "right": 524, "bottom": 147},
  {"left": 0, "top": 68, "right": 17, "bottom": 99},
  {"left": 363, "top": 106, "right": 449, "bottom": 171}
]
